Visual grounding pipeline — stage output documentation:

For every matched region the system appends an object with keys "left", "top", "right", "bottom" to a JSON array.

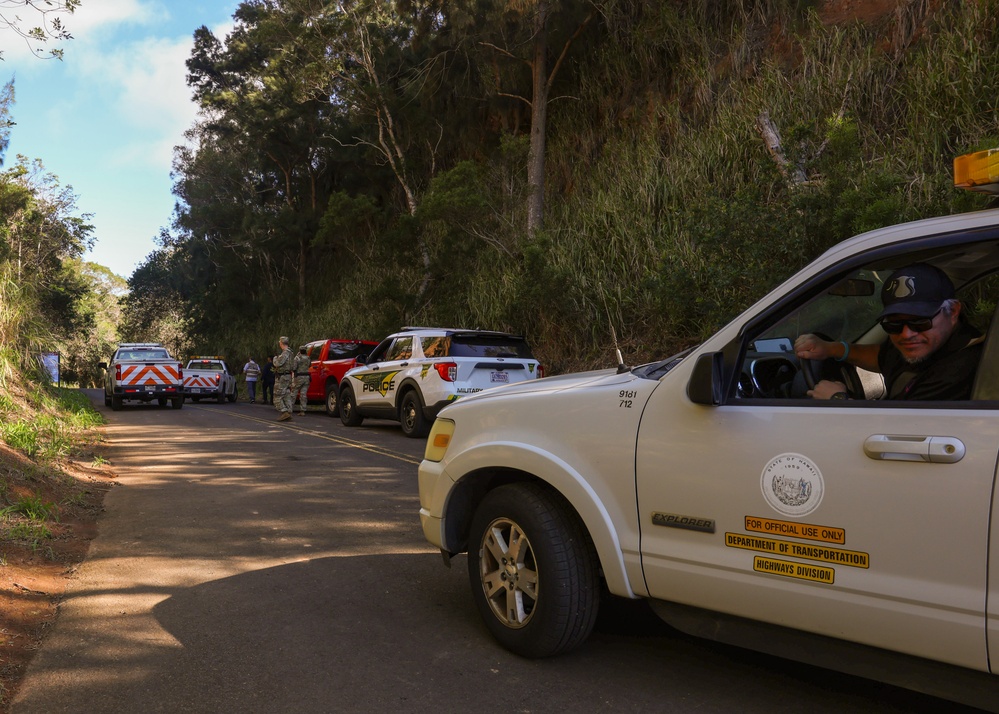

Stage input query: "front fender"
[{"left": 434, "top": 441, "right": 641, "bottom": 599}]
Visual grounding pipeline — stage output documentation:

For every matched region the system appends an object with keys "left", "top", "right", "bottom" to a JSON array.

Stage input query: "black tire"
[
  {"left": 227, "top": 385, "right": 238, "bottom": 403},
  {"left": 217, "top": 389, "right": 226, "bottom": 404},
  {"left": 338, "top": 386, "right": 363, "bottom": 426},
  {"left": 157, "top": 397, "right": 168, "bottom": 408},
  {"left": 104, "top": 392, "right": 111, "bottom": 407},
  {"left": 399, "top": 390, "right": 430, "bottom": 438},
  {"left": 467, "top": 483, "right": 600, "bottom": 658},
  {"left": 171, "top": 397, "right": 184, "bottom": 409},
  {"left": 111, "top": 395, "right": 122, "bottom": 411},
  {"left": 324, "top": 382, "right": 339, "bottom": 417}
]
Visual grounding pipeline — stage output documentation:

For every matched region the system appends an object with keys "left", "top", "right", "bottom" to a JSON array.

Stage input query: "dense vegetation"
[
  {"left": 121, "top": 0, "right": 998, "bottom": 372},
  {"left": 6, "top": 2, "right": 999, "bottom": 381}
]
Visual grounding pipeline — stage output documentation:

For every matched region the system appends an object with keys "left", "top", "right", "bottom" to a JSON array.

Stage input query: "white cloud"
[{"left": 70, "top": 0, "right": 161, "bottom": 35}]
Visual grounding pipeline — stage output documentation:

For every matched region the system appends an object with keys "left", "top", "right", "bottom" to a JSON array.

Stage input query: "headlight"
[{"left": 424, "top": 418, "right": 455, "bottom": 462}]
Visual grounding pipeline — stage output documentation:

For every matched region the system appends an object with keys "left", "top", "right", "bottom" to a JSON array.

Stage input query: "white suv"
[
  {"left": 418, "top": 152, "right": 999, "bottom": 710},
  {"left": 338, "top": 327, "right": 543, "bottom": 437}
]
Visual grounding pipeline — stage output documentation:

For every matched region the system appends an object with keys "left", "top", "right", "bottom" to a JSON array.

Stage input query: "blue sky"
[{"left": 4, "top": 0, "right": 239, "bottom": 279}]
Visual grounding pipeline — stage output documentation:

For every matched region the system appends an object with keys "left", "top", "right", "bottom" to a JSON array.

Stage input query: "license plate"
[
  {"left": 190, "top": 387, "right": 201, "bottom": 393},
  {"left": 490, "top": 371, "right": 509, "bottom": 383}
]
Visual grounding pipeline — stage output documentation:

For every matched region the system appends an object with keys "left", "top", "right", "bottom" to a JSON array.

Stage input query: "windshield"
[{"left": 754, "top": 268, "right": 888, "bottom": 348}]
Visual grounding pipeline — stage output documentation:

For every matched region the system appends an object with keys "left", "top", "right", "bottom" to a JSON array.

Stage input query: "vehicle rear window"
[
  {"left": 325, "top": 342, "right": 376, "bottom": 360},
  {"left": 121, "top": 350, "right": 170, "bottom": 360},
  {"left": 191, "top": 361, "right": 224, "bottom": 370},
  {"left": 448, "top": 336, "right": 534, "bottom": 359}
]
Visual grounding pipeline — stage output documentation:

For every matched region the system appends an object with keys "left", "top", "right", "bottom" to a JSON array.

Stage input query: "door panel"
[{"left": 636, "top": 391, "right": 995, "bottom": 671}]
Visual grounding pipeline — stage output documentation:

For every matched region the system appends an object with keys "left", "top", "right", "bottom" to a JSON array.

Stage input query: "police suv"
[
  {"left": 418, "top": 149, "right": 999, "bottom": 709},
  {"left": 338, "top": 327, "right": 543, "bottom": 437}
]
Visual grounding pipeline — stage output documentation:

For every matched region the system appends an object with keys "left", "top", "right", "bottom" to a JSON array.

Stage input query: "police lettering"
[{"left": 363, "top": 379, "right": 395, "bottom": 393}]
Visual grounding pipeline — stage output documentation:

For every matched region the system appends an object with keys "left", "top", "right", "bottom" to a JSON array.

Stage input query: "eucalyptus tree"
[
  {"left": 272, "top": 0, "right": 448, "bottom": 296},
  {"left": 449, "top": 0, "right": 598, "bottom": 236},
  {"left": 0, "top": 0, "right": 79, "bottom": 60},
  {"left": 183, "top": 1, "right": 342, "bottom": 308}
]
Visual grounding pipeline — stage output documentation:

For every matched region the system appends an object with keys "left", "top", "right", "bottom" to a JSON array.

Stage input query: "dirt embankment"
[{"left": 0, "top": 438, "right": 116, "bottom": 712}]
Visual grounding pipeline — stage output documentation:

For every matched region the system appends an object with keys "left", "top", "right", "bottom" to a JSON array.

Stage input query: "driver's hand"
[
  {"left": 794, "top": 333, "right": 831, "bottom": 361},
  {"left": 808, "top": 379, "right": 848, "bottom": 400}
]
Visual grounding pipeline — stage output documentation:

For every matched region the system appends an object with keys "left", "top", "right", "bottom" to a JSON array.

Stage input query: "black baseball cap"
[{"left": 878, "top": 263, "right": 955, "bottom": 319}]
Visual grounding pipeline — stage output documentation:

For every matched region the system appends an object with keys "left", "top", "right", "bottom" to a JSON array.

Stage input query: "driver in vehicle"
[{"left": 794, "top": 263, "right": 984, "bottom": 400}]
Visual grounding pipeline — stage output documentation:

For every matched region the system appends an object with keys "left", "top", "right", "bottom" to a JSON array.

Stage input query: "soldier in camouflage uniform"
[
  {"left": 292, "top": 345, "right": 311, "bottom": 416},
  {"left": 273, "top": 336, "right": 295, "bottom": 421}
]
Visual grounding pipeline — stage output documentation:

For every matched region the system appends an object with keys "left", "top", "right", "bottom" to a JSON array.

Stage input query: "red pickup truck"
[{"left": 301, "top": 339, "right": 378, "bottom": 415}]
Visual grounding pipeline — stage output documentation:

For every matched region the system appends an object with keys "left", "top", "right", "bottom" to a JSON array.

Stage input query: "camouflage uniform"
[
  {"left": 292, "top": 349, "right": 311, "bottom": 416},
  {"left": 273, "top": 340, "right": 295, "bottom": 419}
]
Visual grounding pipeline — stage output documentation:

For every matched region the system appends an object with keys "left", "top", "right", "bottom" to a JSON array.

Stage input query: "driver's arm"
[{"left": 794, "top": 334, "right": 881, "bottom": 373}]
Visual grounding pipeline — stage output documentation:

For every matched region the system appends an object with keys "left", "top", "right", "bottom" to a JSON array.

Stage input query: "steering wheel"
[
  {"left": 799, "top": 334, "right": 863, "bottom": 398},
  {"left": 801, "top": 356, "right": 821, "bottom": 392}
]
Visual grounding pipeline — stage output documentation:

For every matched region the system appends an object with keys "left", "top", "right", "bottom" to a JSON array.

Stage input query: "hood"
[{"left": 448, "top": 367, "right": 639, "bottom": 405}]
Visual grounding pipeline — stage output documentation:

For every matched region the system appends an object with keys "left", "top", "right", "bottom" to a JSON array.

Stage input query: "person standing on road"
[
  {"left": 292, "top": 346, "right": 311, "bottom": 416},
  {"left": 243, "top": 357, "right": 261, "bottom": 403},
  {"left": 273, "top": 337, "right": 295, "bottom": 421},
  {"left": 261, "top": 356, "right": 275, "bottom": 404}
]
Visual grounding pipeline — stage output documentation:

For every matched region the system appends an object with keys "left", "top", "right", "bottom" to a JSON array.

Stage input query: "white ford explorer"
[
  {"left": 339, "top": 327, "right": 543, "bottom": 438},
  {"left": 418, "top": 150, "right": 999, "bottom": 710}
]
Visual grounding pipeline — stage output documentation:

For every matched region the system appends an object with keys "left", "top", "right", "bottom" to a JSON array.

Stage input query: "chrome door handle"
[{"left": 864, "top": 435, "right": 965, "bottom": 463}]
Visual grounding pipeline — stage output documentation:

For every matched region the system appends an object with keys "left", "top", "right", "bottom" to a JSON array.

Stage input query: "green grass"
[{"left": 0, "top": 493, "right": 59, "bottom": 522}]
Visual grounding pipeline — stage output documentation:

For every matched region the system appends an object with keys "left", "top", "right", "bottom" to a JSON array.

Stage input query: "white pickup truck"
[
  {"left": 100, "top": 343, "right": 184, "bottom": 411},
  {"left": 182, "top": 356, "right": 238, "bottom": 403},
  {"left": 418, "top": 149, "right": 999, "bottom": 709}
]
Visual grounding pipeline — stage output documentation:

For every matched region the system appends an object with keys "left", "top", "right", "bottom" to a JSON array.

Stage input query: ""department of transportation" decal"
[{"left": 725, "top": 532, "right": 869, "bottom": 568}]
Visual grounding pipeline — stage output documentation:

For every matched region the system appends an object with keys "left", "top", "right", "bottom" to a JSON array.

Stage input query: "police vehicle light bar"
[{"left": 954, "top": 149, "right": 999, "bottom": 194}]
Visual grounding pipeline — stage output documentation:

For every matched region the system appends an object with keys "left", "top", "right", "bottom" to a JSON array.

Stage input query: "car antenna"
[{"left": 600, "top": 284, "right": 629, "bottom": 373}]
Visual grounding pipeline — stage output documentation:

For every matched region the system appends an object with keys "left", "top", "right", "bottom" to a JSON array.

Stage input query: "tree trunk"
[{"left": 526, "top": 2, "right": 550, "bottom": 238}]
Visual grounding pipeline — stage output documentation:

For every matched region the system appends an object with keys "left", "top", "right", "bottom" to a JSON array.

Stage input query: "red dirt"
[{"left": 0, "top": 442, "right": 116, "bottom": 712}]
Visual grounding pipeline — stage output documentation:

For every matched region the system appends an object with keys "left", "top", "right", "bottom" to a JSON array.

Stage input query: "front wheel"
[
  {"left": 339, "top": 386, "right": 363, "bottom": 426},
  {"left": 399, "top": 390, "right": 429, "bottom": 438},
  {"left": 467, "top": 483, "right": 600, "bottom": 658},
  {"left": 325, "top": 383, "right": 339, "bottom": 417}
]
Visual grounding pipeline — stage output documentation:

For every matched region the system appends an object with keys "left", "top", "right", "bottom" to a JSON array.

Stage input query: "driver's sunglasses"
[{"left": 879, "top": 309, "right": 941, "bottom": 335}]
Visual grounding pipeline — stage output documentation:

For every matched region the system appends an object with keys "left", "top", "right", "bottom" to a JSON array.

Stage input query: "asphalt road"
[{"left": 11, "top": 391, "right": 983, "bottom": 713}]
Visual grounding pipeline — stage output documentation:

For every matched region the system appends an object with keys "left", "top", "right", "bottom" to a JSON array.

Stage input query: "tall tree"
[
  {"left": 279, "top": 0, "right": 451, "bottom": 297},
  {"left": 184, "top": 4, "right": 338, "bottom": 308},
  {"left": 468, "top": 0, "right": 596, "bottom": 236}
]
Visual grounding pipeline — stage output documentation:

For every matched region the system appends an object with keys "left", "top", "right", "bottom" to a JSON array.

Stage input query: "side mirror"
[
  {"left": 355, "top": 355, "right": 367, "bottom": 365},
  {"left": 687, "top": 352, "right": 725, "bottom": 406},
  {"left": 98, "top": 362, "right": 108, "bottom": 371}
]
